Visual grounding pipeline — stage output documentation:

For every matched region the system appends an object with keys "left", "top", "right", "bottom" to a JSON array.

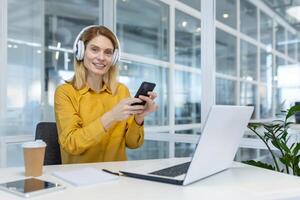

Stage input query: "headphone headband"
[{"left": 73, "top": 25, "right": 121, "bottom": 65}]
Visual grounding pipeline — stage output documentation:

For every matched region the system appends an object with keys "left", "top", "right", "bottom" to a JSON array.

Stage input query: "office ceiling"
[
  {"left": 8, "top": 0, "right": 300, "bottom": 42},
  {"left": 263, "top": 0, "right": 300, "bottom": 31}
]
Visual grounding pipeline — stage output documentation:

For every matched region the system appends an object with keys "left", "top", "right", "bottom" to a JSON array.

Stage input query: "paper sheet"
[{"left": 53, "top": 167, "right": 118, "bottom": 186}]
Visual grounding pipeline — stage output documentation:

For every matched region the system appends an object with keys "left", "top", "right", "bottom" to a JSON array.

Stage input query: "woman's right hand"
[
  {"left": 100, "top": 98, "right": 144, "bottom": 130},
  {"left": 110, "top": 98, "right": 145, "bottom": 121}
]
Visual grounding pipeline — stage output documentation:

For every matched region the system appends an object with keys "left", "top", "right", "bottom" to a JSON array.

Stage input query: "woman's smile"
[{"left": 93, "top": 63, "right": 106, "bottom": 69}]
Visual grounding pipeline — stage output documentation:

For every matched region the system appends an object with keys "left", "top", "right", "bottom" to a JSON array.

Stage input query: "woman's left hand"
[{"left": 134, "top": 91, "right": 158, "bottom": 124}]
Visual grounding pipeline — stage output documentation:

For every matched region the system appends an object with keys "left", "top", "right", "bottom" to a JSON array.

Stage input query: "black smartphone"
[{"left": 131, "top": 82, "right": 156, "bottom": 106}]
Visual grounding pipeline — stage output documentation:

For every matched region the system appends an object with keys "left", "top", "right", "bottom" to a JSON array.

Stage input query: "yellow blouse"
[{"left": 54, "top": 82, "right": 144, "bottom": 164}]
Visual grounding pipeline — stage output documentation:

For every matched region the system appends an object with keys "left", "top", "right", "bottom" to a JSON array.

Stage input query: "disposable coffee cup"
[{"left": 22, "top": 140, "right": 46, "bottom": 177}]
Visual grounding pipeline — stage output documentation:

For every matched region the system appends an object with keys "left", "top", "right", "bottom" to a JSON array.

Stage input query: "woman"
[{"left": 54, "top": 25, "right": 158, "bottom": 164}]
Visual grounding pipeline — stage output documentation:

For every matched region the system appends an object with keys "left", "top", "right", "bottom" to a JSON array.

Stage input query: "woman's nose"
[{"left": 97, "top": 51, "right": 105, "bottom": 60}]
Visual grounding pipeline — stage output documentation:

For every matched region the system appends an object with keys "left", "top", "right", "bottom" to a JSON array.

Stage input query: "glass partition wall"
[
  {"left": 116, "top": 0, "right": 201, "bottom": 159},
  {"left": 216, "top": 0, "right": 300, "bottom": 164},
  {"left": 1, "top": 0, "right": 44, "bottom": 167},
  {"left": 1, "top": 0, "right": 101, "bottom": 166},
  {"left": 216, "top": 0, "right": 300, "bottom": 118}
]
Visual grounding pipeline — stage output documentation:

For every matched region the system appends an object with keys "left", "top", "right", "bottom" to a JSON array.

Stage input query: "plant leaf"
[
  {"left": 271, "top": 140, "right": 280, "bottom": 149},
  {"left": 290, "top": 143, "right": 295, "bottom": 150},
  {"left": 264, "top": 125, "right": 274, "bottom": 134},
  {"left": 280, "top": 131, "right": 288, "bottom": 141},
  {"left": 248, "top": 123, "right": 262, "bottom": 130},
  {"left": 278, "top": 141, "right": 291, "bottom": 154},
  {"left": 279, "top": 156, "right": 292, "bottom": 167},
  {"left": 274, "top": 126, "right": 284, "bottom": 135},
  {"left": 286, "top": 105, "right": 300, "bottom": 121},
  {"left": 293, "top": 156, "right": 300, "bottom": 166},
  {"left": 265, "top": 132, "right": 273, "bottom": 140},
  {"left": 292, "top": 143, "right": 300, "bottom": 155},
  {"left": 285, "top": 122, "right": 294, "bottom": 127},
  {"left": 296, "top": 168, "right": 300, "bottom": 176},
  {"left": 242, "top": 160, "right": 275, "bottom": 171}
]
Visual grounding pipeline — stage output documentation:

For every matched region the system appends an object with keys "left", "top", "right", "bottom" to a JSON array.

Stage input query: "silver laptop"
[{"left": 120, "top": 105, "right": 254, "bottom": 185}]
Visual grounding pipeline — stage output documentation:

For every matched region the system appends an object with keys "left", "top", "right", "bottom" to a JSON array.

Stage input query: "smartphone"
[{"left": 132, "top": 82, "right": 156, "bottom": 106}]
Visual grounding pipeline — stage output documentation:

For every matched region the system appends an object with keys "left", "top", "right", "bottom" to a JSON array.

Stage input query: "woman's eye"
[{"left": 104, "top": 50, "right": 113, "bottom": 56}]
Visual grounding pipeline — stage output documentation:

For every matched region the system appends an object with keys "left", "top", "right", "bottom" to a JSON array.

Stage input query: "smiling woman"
[
  {"left": 54, "top": 25, "right": 158, "bottom": 164},
  {"left": 70, "top": 26, "right": 120, "bottom": 92}
]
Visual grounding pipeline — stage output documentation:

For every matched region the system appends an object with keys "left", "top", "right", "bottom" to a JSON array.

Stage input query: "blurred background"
[{"left": 0, "top": 0, "right": 300, "bottom": 167}]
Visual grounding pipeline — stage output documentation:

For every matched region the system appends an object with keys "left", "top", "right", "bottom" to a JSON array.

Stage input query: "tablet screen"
[{"left": 0, "top": 178, "right": 63, "bottom": 197}]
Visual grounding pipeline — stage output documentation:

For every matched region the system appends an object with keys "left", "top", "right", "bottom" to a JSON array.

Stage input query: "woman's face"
[{"left": 83, "top": 35, "right": 114, "bottom": 76}]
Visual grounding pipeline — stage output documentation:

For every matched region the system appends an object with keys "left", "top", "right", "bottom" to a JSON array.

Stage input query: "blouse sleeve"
[
  {"left": 121, "top": 85, "right": 144, "bottom": 148},
  {"left": 125, "top": 116, "right": 144, "bottom": 149}
]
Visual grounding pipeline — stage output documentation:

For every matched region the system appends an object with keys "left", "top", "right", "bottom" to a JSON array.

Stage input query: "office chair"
[{"left": 35, "top": 122, "right": 62, "bottom": 165}]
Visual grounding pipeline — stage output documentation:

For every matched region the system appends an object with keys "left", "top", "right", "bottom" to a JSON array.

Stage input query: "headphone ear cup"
[
  {"left": 112, "top": 49, "right": 119, "bottom": 65},
  {"left": 76, "top": 40, "right": 85, "bottom": 61},
  {"left": 75, "top": 41, "right": 80, "bottom": 60}
]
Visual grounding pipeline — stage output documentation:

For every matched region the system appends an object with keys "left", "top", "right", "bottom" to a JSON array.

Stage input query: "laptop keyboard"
[{"left": 149, "top": 162, "right": 191, "bottom": 177}]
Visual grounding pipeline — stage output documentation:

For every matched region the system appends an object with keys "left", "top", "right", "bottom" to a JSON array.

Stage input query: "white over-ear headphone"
[{"left": 73, "top": 25, "right": 121, "bottom": 65}]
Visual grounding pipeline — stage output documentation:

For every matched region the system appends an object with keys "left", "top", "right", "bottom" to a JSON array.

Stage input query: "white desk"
[{"left": 1, "top": 158, "right": 300, "bottom": 200}]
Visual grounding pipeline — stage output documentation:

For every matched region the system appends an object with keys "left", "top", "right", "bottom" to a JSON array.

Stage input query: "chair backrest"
[{"left": 35, "top": 122, "right": 62, "bottom": 165}]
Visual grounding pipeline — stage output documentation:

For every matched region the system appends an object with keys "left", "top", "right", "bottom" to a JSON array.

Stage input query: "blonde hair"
[{"left": 69, "top": 26, "right": 119, "bottom": 94}]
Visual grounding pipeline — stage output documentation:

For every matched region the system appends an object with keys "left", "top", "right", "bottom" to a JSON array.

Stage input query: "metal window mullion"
[
  {"left": 216, "top": 73, "right": 239, "bottom": 81},
  {"left": 145, "top": 133, "right": 199, "bottom": 144},
  {"left": 0, "top": 0, "right": 7, "bottom": 120},
  {"left": 239, "top": 32, "right": 263, "bottom": 49},
  {"left": 284, "top": 29, "right": 287, "bottom": 58},
  {"left": 257, "top": 47, "right": 261, "bottom": 120},
  {"left": 121, "top": 52, "right": 170, "bottom": 68},
  {"left": 237, "top": 78, "right": 261, "bottom": 85},
  {"left": 169, "top": 3, "right": 175, "bottom": 158},
  {"left": 201, "top": 0, "right": 216, "bottom": 123},
  {"left": 272, "top": 16, "right": 276, "bottom": 118},
  {"left": 237, "top": 0, "right": 241, "bottom": 106},
  {"left": 216, "top": 20, "right": 238, "bottom": 36},
  {"left": 258, "top": 9, "right": 261, "bottom": 44},
  {"left": 145, "top": 123, "right": 201, "bottom": 133},
  {"left": 102, "top": 0, "right": 115, "bottom": 31},
  {"left": 99, "top": 0, "right": 103, "bottom": 24},
  {"left": 159, "top": 0, "right": 201, "bottom": 20},
  {"left": 266, "top": 48, "right": 298, "bottom": 64},
  {"left": 0, "top": 138, "right": 6, "bottom": 167},
  {"left": 296, "top": 36, "right": 298, "bottom": 62},
  {"left": 256, "top": 8, "right": 261, "bottom": 120},
  {"left": 40, "top": 0, "right": 47, "bottom": 121},
  {"left": 173, "top": 64, "right": 201, "bottom": 74}
]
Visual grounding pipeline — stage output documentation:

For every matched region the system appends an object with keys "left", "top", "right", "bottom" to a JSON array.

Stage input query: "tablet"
[{"left": 0, "top": 177, "right": 65, "bottom": 198}]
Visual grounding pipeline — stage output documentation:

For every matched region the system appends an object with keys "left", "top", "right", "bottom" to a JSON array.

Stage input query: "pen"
[{"left": 102, "top": 169, "right": 120, "bottom": 176}]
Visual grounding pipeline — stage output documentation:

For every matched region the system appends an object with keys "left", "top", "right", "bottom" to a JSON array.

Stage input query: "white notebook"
[{"left": 53, "top": 167, "right": 118, "bottom": 186}]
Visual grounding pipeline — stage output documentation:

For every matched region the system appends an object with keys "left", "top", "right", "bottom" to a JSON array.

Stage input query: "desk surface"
[{"left": 1, "top": 158, "right": 300, "bottom": 200}]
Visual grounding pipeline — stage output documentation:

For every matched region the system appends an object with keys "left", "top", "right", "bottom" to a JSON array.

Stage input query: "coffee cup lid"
[{"left": 22, "top": 140, "right": 47, "bottom": 148}]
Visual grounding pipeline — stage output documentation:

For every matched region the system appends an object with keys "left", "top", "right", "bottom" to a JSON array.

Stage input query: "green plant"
[{"left": 243, "top": 105, "right": 300, "bottom": 176}]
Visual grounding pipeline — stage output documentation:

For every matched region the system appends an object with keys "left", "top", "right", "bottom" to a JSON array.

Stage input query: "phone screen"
[{"left": 132, "top": 82, "right": 156, "bottom": 106}]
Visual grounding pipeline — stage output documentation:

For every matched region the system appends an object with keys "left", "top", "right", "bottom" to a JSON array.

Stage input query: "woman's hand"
[
  {"left": 134, "top": 91, "right": 158, "bottom": 124},
  {"left": 110, "top": 98, "right": 145, "bottom": 121},
  {"left": 100, "top": 98, "right": 144, "bottom": 130}
]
